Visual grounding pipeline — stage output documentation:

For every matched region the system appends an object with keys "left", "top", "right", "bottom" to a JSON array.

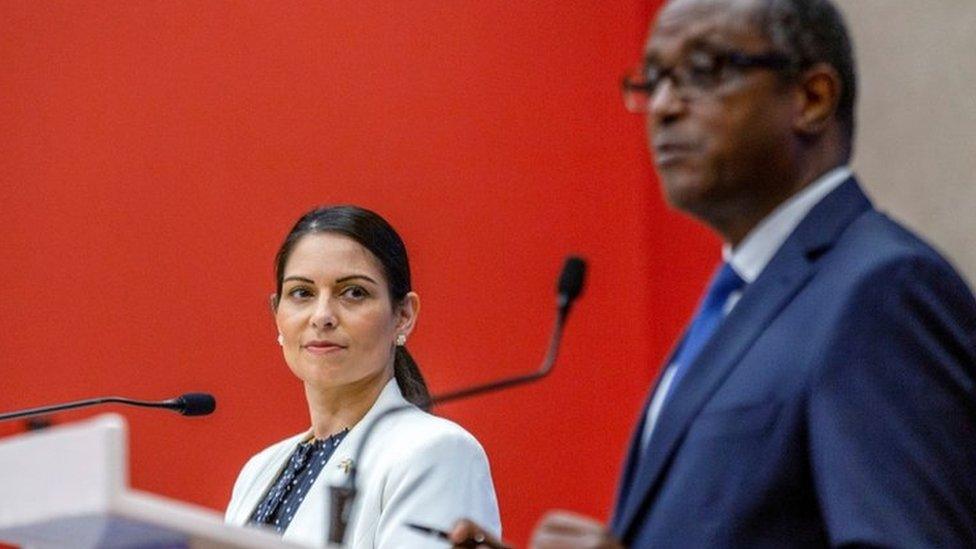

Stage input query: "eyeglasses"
[{"left": 621, "top": 49, "right": 795, "bottom": 113}]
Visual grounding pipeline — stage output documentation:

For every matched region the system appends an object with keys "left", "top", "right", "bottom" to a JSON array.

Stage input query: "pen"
[{"left": 406, "top": 522, "right": 494, "bottom": 548}]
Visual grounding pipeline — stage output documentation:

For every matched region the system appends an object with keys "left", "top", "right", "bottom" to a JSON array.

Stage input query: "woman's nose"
[{"left": 310, "top": 297, "right": 338, "bottom": 329}]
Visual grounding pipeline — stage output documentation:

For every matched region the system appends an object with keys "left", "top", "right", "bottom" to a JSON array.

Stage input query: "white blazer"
[{"left": 225, "top": 379, "right": 501, "bottom": 548}]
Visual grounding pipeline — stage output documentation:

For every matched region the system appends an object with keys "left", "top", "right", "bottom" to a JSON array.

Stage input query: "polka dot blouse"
[{"left": 248, "top": 429, "right": 349, "bottom": 533}]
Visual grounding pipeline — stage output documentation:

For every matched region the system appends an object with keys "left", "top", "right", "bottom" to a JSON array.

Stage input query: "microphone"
[
  {"left": 170, "top": 393, "right": 218, "bottom": 416},
  {"left": 328, "top": 255, "right": 587, "bottom": 545},
  {"left": 557, "top": 255, "right": 586, "bottom": 310},
  {"left": 0, "top": 392, "right": 217, "bottom": 423}
]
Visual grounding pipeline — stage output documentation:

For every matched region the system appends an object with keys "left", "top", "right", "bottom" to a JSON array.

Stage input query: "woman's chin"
[{"left": 299, "top": 366, "right": 392, "bottom": 394}]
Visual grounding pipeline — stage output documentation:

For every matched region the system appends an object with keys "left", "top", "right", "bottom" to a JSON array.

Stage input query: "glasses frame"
[{"left": 621, "top": 50, "right": 796, "bottom": 113}]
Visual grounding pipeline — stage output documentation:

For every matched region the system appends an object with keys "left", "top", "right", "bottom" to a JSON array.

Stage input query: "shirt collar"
[{"left": 722, "top": 166, "right": 852, "bottom": 283}]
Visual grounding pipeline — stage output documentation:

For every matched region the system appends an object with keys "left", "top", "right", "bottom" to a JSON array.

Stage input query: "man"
[{"left": 452, "top": 0, "right": 976, "bottom": 546}]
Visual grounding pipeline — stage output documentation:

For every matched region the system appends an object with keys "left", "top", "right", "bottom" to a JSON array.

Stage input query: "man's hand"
[
  {"left": 449, "top": 518, "right": 512, "bottom": 548},
  {"left": 529, "top": 510, "right": 624, "bottom": 549}
]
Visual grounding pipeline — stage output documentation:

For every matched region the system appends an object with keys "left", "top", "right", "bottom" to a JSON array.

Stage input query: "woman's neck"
[{"left": 304, "top": 368, "right": 394, "bottom": 439}]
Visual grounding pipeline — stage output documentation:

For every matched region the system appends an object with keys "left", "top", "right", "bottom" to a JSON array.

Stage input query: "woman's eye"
[
  {"left": 287, "top": 287, "right": 313, "bottom": 299},
  {"left": 341, "top": 286, "right": 369, "bottom": 300}
]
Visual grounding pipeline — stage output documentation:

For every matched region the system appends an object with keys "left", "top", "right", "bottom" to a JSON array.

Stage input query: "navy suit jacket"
[{"left": 611, "top": 179, "right": 976, "bottom": 547}]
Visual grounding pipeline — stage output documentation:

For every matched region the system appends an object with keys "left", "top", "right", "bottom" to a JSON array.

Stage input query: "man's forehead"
[{"left": 645, "top": 0, "right": 766, "bottom": 56}]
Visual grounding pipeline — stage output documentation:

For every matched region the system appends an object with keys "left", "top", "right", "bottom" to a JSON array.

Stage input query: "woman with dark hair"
[{"left": 225, "top": 205, "right": 500, "bottom": 547}]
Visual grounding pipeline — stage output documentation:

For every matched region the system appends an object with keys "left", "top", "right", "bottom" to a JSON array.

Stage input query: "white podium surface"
[{"left": 0, "top": 414, "right": 312, "bottom": 549}]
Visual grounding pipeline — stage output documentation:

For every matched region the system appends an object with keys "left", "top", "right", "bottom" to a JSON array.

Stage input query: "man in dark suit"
[{"left": 452, "top": 0, "right": 976, "bottom": 546}]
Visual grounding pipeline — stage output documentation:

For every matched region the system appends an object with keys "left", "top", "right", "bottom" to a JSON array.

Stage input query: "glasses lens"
[
  {"left": 682, "top": 51, "right": 723, "bottom": 91},
  {"left": 621, "top": 67, "right": 652, "bottom": 113}
]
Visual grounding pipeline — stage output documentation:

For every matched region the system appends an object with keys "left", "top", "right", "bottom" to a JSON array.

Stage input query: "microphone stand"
[{"left": 0, "top": 393, "right": 216, "bottom": 422}]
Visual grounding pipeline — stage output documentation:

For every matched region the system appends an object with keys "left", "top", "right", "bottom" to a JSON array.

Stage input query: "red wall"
[{"left": 0, "top": 2, "right": 719, "bottom": 545}]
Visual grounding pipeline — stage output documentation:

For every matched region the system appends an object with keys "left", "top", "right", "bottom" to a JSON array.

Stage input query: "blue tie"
[{"left": 665, "top": 262, "right": 745, "bottom": 398}]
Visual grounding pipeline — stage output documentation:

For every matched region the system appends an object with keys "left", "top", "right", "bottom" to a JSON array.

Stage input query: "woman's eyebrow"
[
  {"left": 281, "top": 274, "right": 379, "bottom": 285},
  {"left": 335, "top": 275, "right": 378, "bottom": 285},
  {"left": 282, "top": 275, "right": 314, "bottom": 284}
]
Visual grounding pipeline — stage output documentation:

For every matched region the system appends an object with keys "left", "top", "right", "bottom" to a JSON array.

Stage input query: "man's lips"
[{"left": 653, "top": 140, "right": 700, "bottom": 166}]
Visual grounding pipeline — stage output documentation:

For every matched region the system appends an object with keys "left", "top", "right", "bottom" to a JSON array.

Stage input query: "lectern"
[{"left": 0, "top": 414, "right": 308, "bottom": 549}]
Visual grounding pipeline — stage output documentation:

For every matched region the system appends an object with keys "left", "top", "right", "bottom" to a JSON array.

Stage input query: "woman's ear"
[
  {"left": 269, "top": 293, "right": 282, "bottom": 340},
  {"left": 395, "top": 292, "right": 420, "bottom": 338}
]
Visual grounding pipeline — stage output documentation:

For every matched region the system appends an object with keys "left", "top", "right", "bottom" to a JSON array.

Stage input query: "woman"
[{"left": 225, "top": 205, "right": 500, "bottom": 547}]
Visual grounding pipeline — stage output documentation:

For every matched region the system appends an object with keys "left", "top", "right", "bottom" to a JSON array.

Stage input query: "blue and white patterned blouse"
[{"left": 247, "top": 429, "right": 349, "bottom": 533}]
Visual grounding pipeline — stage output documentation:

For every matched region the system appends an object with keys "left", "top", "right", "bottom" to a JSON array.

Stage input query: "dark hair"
[
  {"left": 756, "top": 0, "right": 858, "bottom": 146},
  {"left": 274, "top": 205, "right": 431, "bottom": 410}
]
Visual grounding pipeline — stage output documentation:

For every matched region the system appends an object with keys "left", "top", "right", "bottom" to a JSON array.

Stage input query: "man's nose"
[{"left": 648, "top": 78, "right": 685, "bottom": 123}]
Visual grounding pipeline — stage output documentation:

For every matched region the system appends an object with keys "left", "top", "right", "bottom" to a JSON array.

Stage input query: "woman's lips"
[{"left": 303, "top": 341, "right": 346, "bottom": 355}]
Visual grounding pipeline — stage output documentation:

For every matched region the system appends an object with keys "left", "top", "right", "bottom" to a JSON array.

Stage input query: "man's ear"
[
  {"left": 794, "top": 63, "right": 842, "bottom": 136},
  {"left": 395, "top": 292, "right": 420, "bottom": 338}
]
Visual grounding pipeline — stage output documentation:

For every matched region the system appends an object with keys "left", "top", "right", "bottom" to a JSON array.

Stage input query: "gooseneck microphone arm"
[
  {"left": 327, "top": 256, "right": 587, "bottom": 545},
  {"left": 430, "top": 254, "right": 585, "bottom": 406},
  {"left": 427, "top": 306, "right": 569, "bottom": 405},
  {"left": 0, "top": 392, "right": 217, "bottom": 422}
]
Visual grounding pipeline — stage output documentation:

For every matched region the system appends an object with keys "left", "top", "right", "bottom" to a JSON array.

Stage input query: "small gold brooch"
[{"left": 338, "top": 458, "right": 354, "bottom": 474}]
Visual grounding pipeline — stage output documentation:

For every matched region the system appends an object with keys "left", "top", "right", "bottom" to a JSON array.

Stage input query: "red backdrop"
[{"left": 0, "top": 2, "right": 720, "bottom": 545}]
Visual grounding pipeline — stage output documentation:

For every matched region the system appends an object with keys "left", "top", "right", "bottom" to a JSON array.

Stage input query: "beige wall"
[{"left": 835, "top": 0, "right": 976, "bottom": 284}]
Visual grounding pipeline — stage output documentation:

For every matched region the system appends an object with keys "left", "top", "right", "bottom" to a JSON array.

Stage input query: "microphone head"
[
  {"left": 557, "top": 256, "right": 587, "bottom": 303},
  {"left": 176, "top": 393, "right": 216, "bottom": 416}
]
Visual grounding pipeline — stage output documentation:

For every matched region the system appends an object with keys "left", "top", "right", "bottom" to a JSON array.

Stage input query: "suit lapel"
[
  {"left": 614, "top": 178, "right": 872, "bottom": 539},
  {"left": 611, "top": 331, "right": 690, "bottom": 533}
]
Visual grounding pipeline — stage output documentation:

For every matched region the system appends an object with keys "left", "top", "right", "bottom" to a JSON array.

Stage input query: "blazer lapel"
[
  {"left": 230, "top": 378, "right": 411, "bottom": 540},
  {"left": 286, "top": 379, "right": 411, "bottom": 542},
  {"left": 615, "top": 178, "right": 872, "bottom": 539},
  {"left": 228, "top": 430, "right": 309, "bottom": 526}
]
